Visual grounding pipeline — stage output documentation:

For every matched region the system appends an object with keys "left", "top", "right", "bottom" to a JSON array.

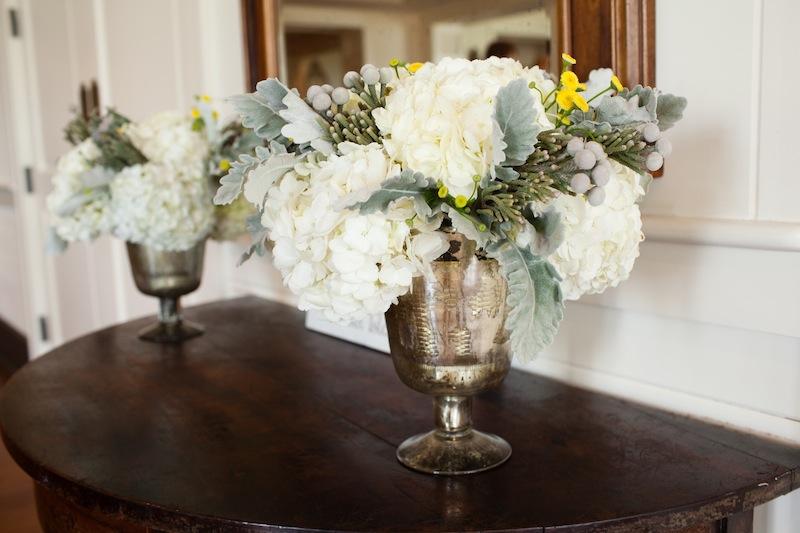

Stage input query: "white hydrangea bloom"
[
  {"left": 582, "top": 68, "right": 614, "bottom": 107},
  {"left": 46, "top": 140, "right": 113, "bottom": 242},
  {"left": 107, "top": 111, "right": 214, "bottom": 250},
  {"left": 110, "top": 162, "right": 214, "bottom": 251},
  {"left": 549, "top": 161, "right": 645, "bottom": 300},
  {"left": 261, "top": 142, "right": 448, "bottom": 323},
  {"left": 373, "top": 57, "right": 555, "bottom": 197},
  {"left": 123, "top": 111, "right": 208, "bottom": 172}
]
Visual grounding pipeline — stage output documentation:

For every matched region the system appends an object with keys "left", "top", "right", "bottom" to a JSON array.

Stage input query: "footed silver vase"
[
  {"left": 126, "top": 240, "right": 206, "bottom": 343},
  {"left": 385, "top": 231, "right": 511, "bottom": 475}
]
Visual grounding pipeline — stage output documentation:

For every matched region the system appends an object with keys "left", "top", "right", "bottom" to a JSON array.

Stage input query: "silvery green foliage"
[
  {"left": 655, "top": 93, "right": 687, "bottom": 130},
  {"left": 278, "top": 89, "right": 333, "bottom": 155},
  {"left": 46, "top": 227, "right": 68, "bottom": 255},
  {"left": 214, "top": 143, "right": 276, "bottom": 205},
  {"left": 492, "top": 78, "right": 542, "bottom": 167},
  {"left": 55, "top": 188, "right": 108, "bottom": 217},
  {"left": 524, "top": 207, "right": 565, "bottom": 256},
  {"left": 228, "top": 79, "right": 288, "bottom": 140},
  {"left": 80, "top": 167, "right": 116, "bottom": 188},
  {"left": 238, "top": 213, "right": 270, "bottom": 266},
  {"left": 623, "top": 85, "right": 658, "bottom": 121},
  {"left": 55, "top": 167, "right": 116, "bottom": 216},
  {"left": 486, "top": 240, "right": 564, "bottom": 361},
  {"left": 495, "top": 165, "right": 520, "bottom": 182},
  {"left": 243, "top": 149, "right": 299, "bottom": 208},
  {"left": 595, "top": 94, "right": 653, "bottom": 126},
  {"left": 441, "top": 204, "right": 492, "bottom": 249},
  {"left": 347, "top": 170, "right": 435, "bottom": 219}
]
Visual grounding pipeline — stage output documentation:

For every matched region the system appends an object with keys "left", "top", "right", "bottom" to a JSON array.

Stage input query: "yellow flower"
[
  {"left": 389, "top": 58, "right": 400, "bottom": 67},
  {"left": 611, "top": 75, "right": 623, "bottom": 92},
  {"left": 212, "top": 110, "right": 219, "bottom": 120},
  {"left": 561, "top": 116, "right": 572, "bottom": 125},
  {"left": 560, "top": 71, "right": 586, "bottom": 91},
  {"left": 556, "top": 90, "right": 589, "bottom": 112},
  {"left": 572, "top": 92, "right": 589, "bottom": 112},
  {"left": 201, "top": 94, "right": 212, "bottom": 103},
  {"left": 407, "top": 62, "right": 424, "bottom": 73},
  {"left": 454, "top": 195, "right": 468, "bottom": 208},
  {"left": 437, "top": 185, "right": 449, "bottom": 198},
  {"left": 562, "top": 53, "right": 577, "bottom": 65},
  {"left": 219, "top": 159, "right": 231, "bottom": 171},
  {"left": 190, "top": 107, "right": 200, "bottom": 119}
]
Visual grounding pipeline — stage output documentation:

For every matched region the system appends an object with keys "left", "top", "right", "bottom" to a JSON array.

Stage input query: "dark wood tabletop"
[{"left": 1, "top": 297, "right": 799, "bottom": 533}]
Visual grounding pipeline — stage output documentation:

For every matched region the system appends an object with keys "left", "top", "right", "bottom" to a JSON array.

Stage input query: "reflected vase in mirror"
[
  {"left": 126, "top": 240, "right": 206, "bottom": 343},
  {"left": 384, "top": 231, "right": 512, "bottom": 475}
]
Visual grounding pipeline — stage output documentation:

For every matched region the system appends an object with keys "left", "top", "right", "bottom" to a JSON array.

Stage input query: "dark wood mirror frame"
[{"left": 240, "top": 0, "right": 655, "bottom": 89}]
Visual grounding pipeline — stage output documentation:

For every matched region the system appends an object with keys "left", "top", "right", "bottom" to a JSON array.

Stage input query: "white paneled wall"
[{"left": 1, "top": 0, "right": 247, "bottom": 349}]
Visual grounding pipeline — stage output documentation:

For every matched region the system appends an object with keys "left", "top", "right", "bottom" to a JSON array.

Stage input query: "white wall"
[{"left": 0, "top": 0, "right": 247, "bottom": 351}]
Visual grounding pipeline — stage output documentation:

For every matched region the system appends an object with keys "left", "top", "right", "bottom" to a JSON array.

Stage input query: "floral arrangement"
[
  {"left": 47, "top": 99, "right": 259, "bottom": 252},
  {"left": 216, "top": 54, "right": 686, "bottom": 359}
]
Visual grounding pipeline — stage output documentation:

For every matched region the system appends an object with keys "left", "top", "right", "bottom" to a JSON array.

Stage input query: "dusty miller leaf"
[
  {"left": 46, "top": 227, "right": 68, "bottom": 254},
  {"left": 624, "top": 85, "right": 658, "bottom": 121},
  {"left": 214, "top": 143, "right": 292, "bottom": 206},
  {"left": 495, "top": 166, "right": 520, "bottom": 182},
  {"left": 345, "top": 170, "right": 435, "bottom": 219},
  {"left": 486, "top": 239, "right": 564, "bottom": 361},
  {"left": 228, "top": 92, "right": 286, "bottom": 140},
  {"left": 242, "top": 152, "right": 299, "bottom": 207},
  {"left": 493, "top": 78, "right": 542, "bottom": 167},
  {"left": 595, "top": 94, "right": 653, "bottom": 126},
  {"left": 238, "top": 213, "right": 270, "bottom": 266},
  {"left": 655, "top": 93, "right": 687, "bottom": 130},
  {"left": 522, "top": 207, "right": 565, "bottom": 256},
  {"left": 214, "top": 153, "right": 261, "bottom": 205},
  {"left": 255, "top": 78, "right": 289, "bottom": 110},
  {"left": 279, "top": 89, "right": 332, "bottom": 147}
]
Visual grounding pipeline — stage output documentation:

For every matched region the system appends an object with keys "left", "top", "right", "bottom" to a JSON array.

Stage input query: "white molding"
[
  {"left": 748, "top": 0, "right": 764, "bottom": 218},
  {"left": 643, "top": 215, "right": 800, "bottom": 252},
  {"left": 518, "top": 357, "right": 800, "bottom": 445}
]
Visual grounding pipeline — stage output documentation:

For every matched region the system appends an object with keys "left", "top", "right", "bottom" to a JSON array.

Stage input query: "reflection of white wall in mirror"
[
  {"left": 431, "top": 9, "right": 550, "bottom": 65},
  {"left": 281, "top": 4, "right": 412, "bottom": 81}
]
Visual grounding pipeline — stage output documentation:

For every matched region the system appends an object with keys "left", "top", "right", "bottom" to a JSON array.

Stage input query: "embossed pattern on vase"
[{"left": 385, "top": 233, "right": 510, "bottom": 397}]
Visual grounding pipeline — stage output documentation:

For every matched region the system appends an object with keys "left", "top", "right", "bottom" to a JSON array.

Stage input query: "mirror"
[
  {"left": 277, "top": 0, "right": 556, "bottom": 94},
  {"left": 242, "top": 0, "right": 654, "bottom": 92}
]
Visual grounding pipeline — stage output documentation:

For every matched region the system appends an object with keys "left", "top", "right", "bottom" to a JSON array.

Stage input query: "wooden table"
[{"left": 1, "top": 297, "right": 799, "bottom": 532}]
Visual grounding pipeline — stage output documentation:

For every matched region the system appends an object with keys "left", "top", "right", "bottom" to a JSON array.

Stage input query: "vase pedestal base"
[
  {"left": 397, "top": 428, "right": 511, "bottom": 475},
  {"left": 137, "top": 320, "right": 204, "bottom": 344}
]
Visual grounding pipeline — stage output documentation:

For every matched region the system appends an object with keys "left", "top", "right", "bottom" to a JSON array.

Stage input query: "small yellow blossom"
[
  {"left": 407, "top": 62, "right": 424, "bottom": 73},
  {"left": 190, "top": 107, "right": 200, "bottom": 119},
  {"left": 201, "top": 94, "right": 212, "bottom": 103},
  {"left": 454, "top": 195, "right": 468, "bottom": 208},
  {"left": 562, "top": 53, "right": 577, "bottom": 65},
  {"left": 212, "top": 110, "right": 219, "bottom": 120},
  {"left": 556, "top": 90, "right": 589, "bottom": 112},
  {"left": 389, "top": 58, "right": 400, "bottom": 67},
  {"left": 219, "top": 159, "right": 231, "bottom": 171},
  {"left": 560, "top": 71, "right": 586, "bottom": 91},
  {"left": 611, "top": 75, "right": 623, "bottom": 92},
  {"left": 437, "top": 185, "right": 449, "bottom": 198}
]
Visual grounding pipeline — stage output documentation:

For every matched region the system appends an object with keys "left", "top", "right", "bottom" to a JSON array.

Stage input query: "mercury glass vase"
[
  {"left": 126, "top": 240, "right": 206, "bottom": 343},
  {"left": 384, "top": 231, "right": 512, "bottom": 475}
]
